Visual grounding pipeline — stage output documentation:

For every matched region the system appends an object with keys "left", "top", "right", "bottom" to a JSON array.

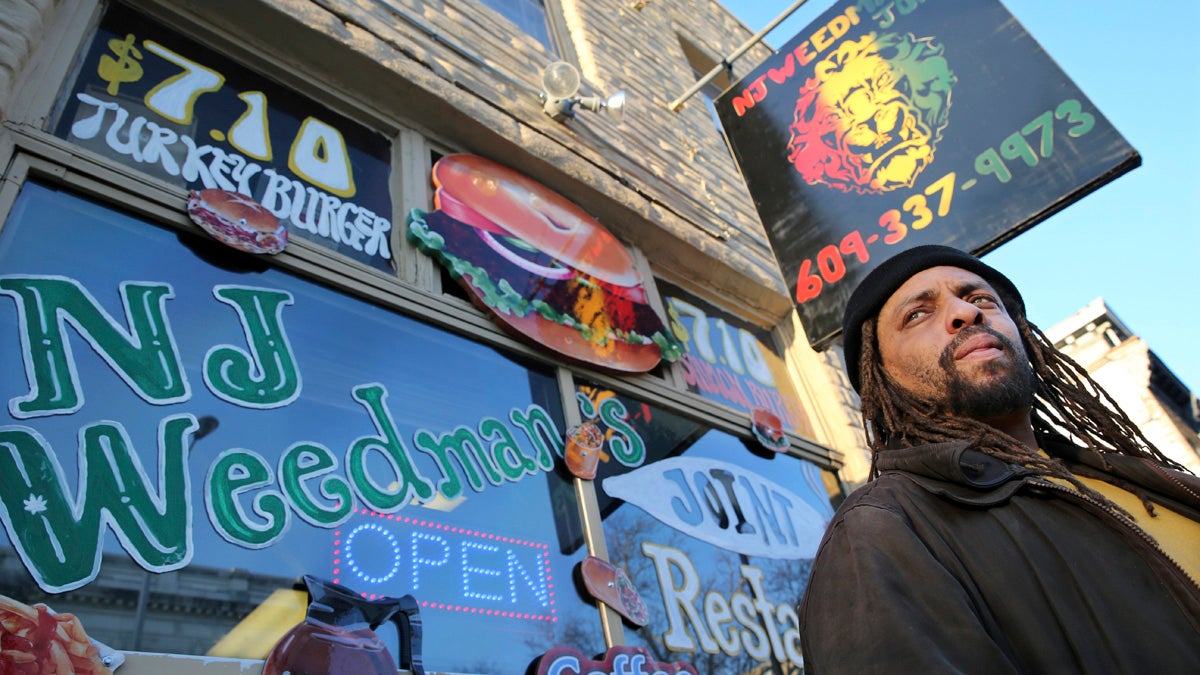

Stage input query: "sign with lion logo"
[{"left": 717, "top": 0, "right": 1138, "bottom": 347}]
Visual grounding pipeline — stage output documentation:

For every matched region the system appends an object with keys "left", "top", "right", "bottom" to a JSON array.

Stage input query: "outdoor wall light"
[{"left": 540, "top": 61, "right": 626, "bottom": 123}]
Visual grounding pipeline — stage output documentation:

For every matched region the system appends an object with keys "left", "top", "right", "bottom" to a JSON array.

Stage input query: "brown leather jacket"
[{"left": 799, "top": 439, "right": 1200, "bottom": 674}]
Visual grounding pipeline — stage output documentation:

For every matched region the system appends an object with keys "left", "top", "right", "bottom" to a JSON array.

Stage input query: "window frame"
[
  {"left": 0, "top": 0, "right": 848, "bottom": 662},
  {"left": 4, "top": 0, "right": 840, "bottom": 467},
  {"left": 472, "top": 0, "right": 578, "bottom": 64}
]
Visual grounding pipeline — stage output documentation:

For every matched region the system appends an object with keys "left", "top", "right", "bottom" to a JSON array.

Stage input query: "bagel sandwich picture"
[
  {"left": 407, "top": 154, "right": 682, "bottom": 373},
  {"left": 187, "top": 189, "right": 289, "bottom": 255}
]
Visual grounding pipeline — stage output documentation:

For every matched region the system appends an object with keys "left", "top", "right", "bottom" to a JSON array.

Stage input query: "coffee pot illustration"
[{"left": 263, "top": 575, "right": 424, "bottom": 675}]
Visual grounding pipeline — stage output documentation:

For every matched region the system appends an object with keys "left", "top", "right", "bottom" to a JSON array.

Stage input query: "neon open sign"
[{"left": 333, "top": 509, "right": 556, "bottom": 622}]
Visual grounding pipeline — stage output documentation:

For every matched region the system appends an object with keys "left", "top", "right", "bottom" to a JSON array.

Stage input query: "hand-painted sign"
[
  {"left": 535, "top": 645, "right": 697, "bottom": 675},
  {"left": 0, "top": 181, "right": 608, "bottom": 627},
  {"left": 638, "top": 543, "right": 806, "bottom": 665},
  {"left": 407, "top": 154, "right": 682, "bottom": 373},
  {"left": 51, "top": 3, "right": 393, "bottom": 270},
  {"left": 2, "top": 179, "right": 626, "bottom": 672},
  {"left": 659, "top": 280, "right": 813, "bottom": 438},
  {"left": 0, "top": 277, "right": 565, "bottom": 591},
  {"left": 553, "top": 388, "right": 833, "bottom": 670},
  {"left": 716, "top": 0, "right": 1139, "bottom": 347},
  {"left": 601, "top": 456, "right": 827, "bottom": 559}
]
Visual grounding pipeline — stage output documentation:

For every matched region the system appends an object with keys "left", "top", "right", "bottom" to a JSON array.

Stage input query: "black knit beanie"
[{"left": 841, "top": 245, "right": 1025, "bottom": 393}]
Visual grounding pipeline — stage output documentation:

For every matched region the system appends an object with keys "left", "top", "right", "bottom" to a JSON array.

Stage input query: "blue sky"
[{"left": 718, "top": 0, "right": 1199, "bottom": 391}]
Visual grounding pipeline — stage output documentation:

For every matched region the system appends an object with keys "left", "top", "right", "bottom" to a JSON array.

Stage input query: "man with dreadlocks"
[{"left": 798, "top": 245, "right": 1200, "bottom": 673}]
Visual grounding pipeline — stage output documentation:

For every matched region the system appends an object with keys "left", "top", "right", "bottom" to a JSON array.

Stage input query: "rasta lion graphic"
[{"left": 787, "top": 32, "right": 956, "bottom": 195}]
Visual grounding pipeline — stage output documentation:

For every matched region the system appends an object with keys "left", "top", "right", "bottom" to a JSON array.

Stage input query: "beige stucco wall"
[
  {"left": 1050, "top": 300, "right": 1200, "bottom": 475},
  {"left": 1069, "top": 337, "right": 1200, "bottom": 475},
  {"left": 0, "top": 0, "right": 55, "bottom": 116}
]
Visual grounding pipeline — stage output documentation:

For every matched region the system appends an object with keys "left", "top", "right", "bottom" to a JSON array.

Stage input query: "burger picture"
[
  {"left": 187, "top": 189, "right": 288, "bottom": 255},
  {"left": 407, "top": 154, "right": 681, "bottom": 372},
  {"left": 751, "top": 407, "right": 790, "bottom": 453}
]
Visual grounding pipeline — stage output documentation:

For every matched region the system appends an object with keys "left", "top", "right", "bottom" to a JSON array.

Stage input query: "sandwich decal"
[
  {"left": 407, "top": 154, "right": 682, "bottom": 372},
  {"left": 751, "top": 406, "right": 790, "bottom": 453},
  {"left": 579, "top": 555, "right": 650, "bottom": 627},
  {"left": 187, "top": 189, "right": 289, "bottom": 255}
]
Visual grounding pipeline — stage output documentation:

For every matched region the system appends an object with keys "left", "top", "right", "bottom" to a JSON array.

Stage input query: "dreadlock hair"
[{"left": 857, "top": 311, "right": 1190, "bottom": 504}]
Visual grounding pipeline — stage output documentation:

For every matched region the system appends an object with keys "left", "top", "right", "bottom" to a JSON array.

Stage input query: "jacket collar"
[
  {"left": 875, "top": 438, "right": 1200, "bottom": 513},
  {"left": 875, "top": 441, "right": 1029, "bottom": 506},
  {"left": 1047, "top": 439, "right": 1200, "bottom": 517}
]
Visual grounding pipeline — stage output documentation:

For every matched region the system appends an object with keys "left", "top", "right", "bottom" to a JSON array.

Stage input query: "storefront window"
[
  {"left": 0, "top": 181, "right": 602, "bottom": 672},
  {"left": 660, "top": 280, "right": 814, "bottom": 438},
  {"left": 574, "top": 383, "right": 834, "bottom": 673},
  {"left": 51, "top": 2, "right": 395, "bottom": 272}
]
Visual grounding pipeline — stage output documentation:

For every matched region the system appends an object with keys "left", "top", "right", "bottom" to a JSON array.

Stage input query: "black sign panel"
[
  {"left": 716, "top": 0, "right": 1138, "bottom": 347},
  {"left": 52, "top": 2, "right": 394, "bottom": 271}
]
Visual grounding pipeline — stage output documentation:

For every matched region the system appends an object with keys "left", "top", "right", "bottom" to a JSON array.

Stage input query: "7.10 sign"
[
  {"left": 716, "top": 0, "right": 1138, "bottom": 347},
  {"left": 52, "top": 3, "right": 394, "bottom": 272}
]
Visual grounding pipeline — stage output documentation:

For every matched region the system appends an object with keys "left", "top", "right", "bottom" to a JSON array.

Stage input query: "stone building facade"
[
  {"left": 0, "top": 0, "right": 869, "bottom": 673},
  {"left": 1047, "top": 298, "right": 1200, "bottom": 474}
]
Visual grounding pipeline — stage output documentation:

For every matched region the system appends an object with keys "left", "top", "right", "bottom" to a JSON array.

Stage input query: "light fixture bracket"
[{"left": 538, "top": 62, "right": 626, "bottom": 124}]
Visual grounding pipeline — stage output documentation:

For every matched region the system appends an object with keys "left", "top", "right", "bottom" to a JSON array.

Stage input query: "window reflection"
[
  {"left": 477, "top": 0, "right": 557, "bottom": 54},
  {"left": 574, "top": 383, "right": 834, "bottom": 674},
  {"left": 0, "top": 181, "right": 600, "bottom": 673}
]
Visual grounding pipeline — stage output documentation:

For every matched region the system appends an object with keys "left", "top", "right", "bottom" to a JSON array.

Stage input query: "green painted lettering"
[
  {"left": 203, "top": 286, "right": 300, "bottom": 409},
  {"left": 478, "top": 417, "right": 537, "bottom": 481},
  {"left": 414, "top": 426, "right": 501, "bottom": 499},
  {"left": 0, "top": 415, "right": 195, "bottom": 592},
  {"left": 279, "top": 442, "right": 353, "bottom": 526},
  {"left": 509, "top": 405, "right": 562, "bottom": 471},
  {"left": 575, "top": 392, "right": 597, "bottom": 419},
  {"left": 206, "top": 448, "right": 288, "bottom": 547},
  {"left": 0, "top": 276, "right": 188, "bottom": 417},
  {"left": 347, "top": 384, "right": 434, "bottom": 510},
  {"left": 599, "top": 398, "right": 645, "bottom": 466}
]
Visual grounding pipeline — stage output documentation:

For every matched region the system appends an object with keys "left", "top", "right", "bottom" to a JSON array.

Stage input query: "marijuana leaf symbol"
[{"left": 23, "top": 494, "right": 48, "bottom": 515}]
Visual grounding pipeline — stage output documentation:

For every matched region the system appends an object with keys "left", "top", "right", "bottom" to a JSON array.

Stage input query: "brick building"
[{"left": 0, "top": 0, "right": 868, "bottom": 673}]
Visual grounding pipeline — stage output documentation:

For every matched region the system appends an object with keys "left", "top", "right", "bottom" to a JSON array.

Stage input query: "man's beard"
[{"left": 935, "top": 326, "right": 1035, "bottom": 419}]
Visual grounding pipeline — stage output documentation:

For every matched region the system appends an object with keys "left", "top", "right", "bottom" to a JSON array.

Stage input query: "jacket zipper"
[
  {"left": 1147, "top": 460, "right": 1200, "bottom": 503},
  {"left": 1029, "top": 477, "right": 1200, "bottom": 594}
]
